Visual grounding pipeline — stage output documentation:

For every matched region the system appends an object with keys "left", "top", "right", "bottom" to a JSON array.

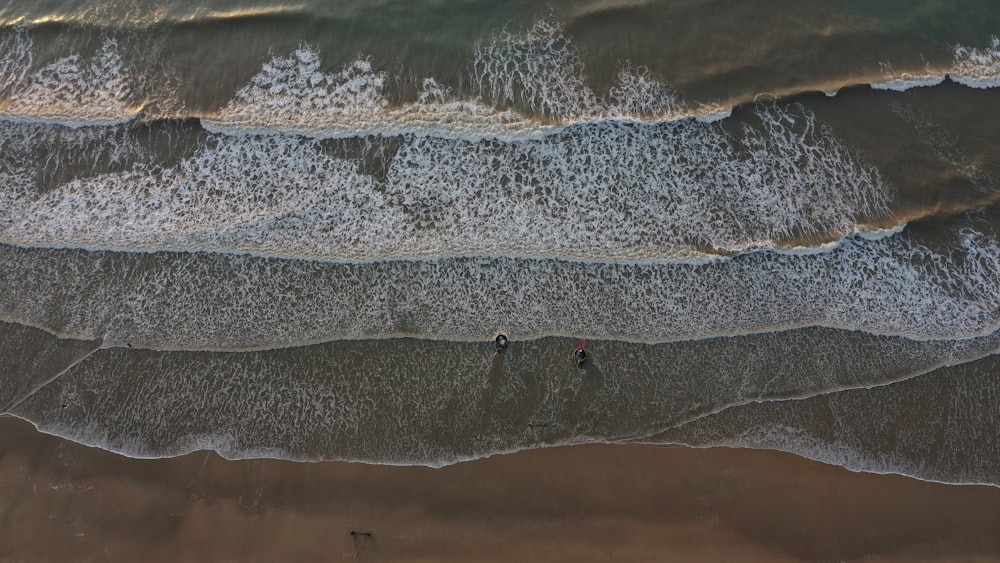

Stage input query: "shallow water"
[{"left": 1, "top": 1, "right": 999, "bottom": 484}]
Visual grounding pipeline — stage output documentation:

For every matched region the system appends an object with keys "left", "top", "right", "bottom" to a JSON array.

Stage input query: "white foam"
[
  {"left": 0, "top": 102, "right": 894, "bottom": 263},
  {"left": 870, "top": 74, "right": 947, "bottom": 92},
  {"left": 205, "top": 42, "right": 558, "bottom": 142},
  {"left": 10, "top": 325, "right": 1000, "bottom": 468},
  {"left": 203, "top": 43, "right": 571, "bottom": 141},
  {"left": 471, "top": 17, "right": 601, "bottom": 121},
  {"left": 855, "top": 223, "right": 908, "bottom": 240},
  {"left": 0, "top": 31, "right": 140, "bottom": 126},
  {"left": 0, "top": 27, "right": 32, "bottom": 98},
  {"left": 0, "top": 222, "right": 997, "bottom": 350},
  {"left": 950, "top": 35, "right": 1000, "bottom": 89},
  {"left": 205, "top": 19, "right": 725, "bottom": 141},
  {"left": 607, "top": 63, "right": 684, "bottom": 119},
  {"left": 871, "top": 61, "right": 946, "bottom": 92},
  {"left": 777, "top": 224, "right": 907, "bottom": 256},
  {"left": 693, "top": 106, "right": 732, "bottom": 123}
]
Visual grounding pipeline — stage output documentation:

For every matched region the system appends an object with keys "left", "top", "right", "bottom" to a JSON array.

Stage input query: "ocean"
[{"left": 1, "top": 0, "right": 999, "bottom": 486}]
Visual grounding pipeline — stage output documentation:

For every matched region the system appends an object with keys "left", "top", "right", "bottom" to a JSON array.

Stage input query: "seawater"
[{"left": 1, "top": 1, "right": 1000, "bottom": 485}]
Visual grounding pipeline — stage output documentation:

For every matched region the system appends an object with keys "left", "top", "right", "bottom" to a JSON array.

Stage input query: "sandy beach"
[{"left": 0, "top": 415, "right": 997, "bottom": 562}]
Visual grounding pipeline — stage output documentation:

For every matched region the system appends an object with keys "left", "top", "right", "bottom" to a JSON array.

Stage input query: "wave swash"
[{"left": 0, "top": 21, "right": 999, "bottom": 483}]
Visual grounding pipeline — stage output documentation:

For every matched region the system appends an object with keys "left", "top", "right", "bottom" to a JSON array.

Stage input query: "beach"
[{"left": 2, "top": 416, "right": 999, "bottom": 562}]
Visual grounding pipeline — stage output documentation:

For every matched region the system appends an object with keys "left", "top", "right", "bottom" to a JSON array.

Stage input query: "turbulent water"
[{"left": 1, "top": 0, "right": 1000, "bottom": 485}]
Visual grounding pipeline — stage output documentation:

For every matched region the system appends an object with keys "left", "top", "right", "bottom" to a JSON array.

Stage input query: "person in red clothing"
[{"left": 574, "top": 341, "right": 586, "bottom": 366}]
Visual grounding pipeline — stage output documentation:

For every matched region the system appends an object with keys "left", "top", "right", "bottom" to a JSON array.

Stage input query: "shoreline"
[{"left": 2, "top": 416, "right": 998, "bottom": 561}]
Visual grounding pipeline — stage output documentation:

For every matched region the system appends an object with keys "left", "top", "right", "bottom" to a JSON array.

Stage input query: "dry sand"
[{"left": 1, "top": 415, "right": 998, "bottom": 562}]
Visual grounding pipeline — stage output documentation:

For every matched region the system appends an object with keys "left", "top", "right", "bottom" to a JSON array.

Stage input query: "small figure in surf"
[
  {"left": 574, "top": 341, "right": 587, "bottom": 367},
  {"left": 494, "top": 333, "right": 509, "bottom": 357}
]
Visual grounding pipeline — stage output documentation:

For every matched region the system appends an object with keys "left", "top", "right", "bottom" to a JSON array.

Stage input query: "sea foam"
[
  {"left": 0, "top": 101, "right": 893, "bottom": 262},
  {"left": 0, "top": 222, "right": 996, "bottom": 350},
  {"left": 0, "top": 29, "right": 140, "bottom": 126},
  {"left": 205, "top": 19, "right": 712, "bottom": 141},
  {"left": 950, "top": 35, "right": 1000, "bottom": 89},
  {"left": 204, "top": 42, "right": 564, "bottom": 142},
  {"left": 7, "top": 327, "right": 1000, "bottom": 468},
  {"left": 874, "top": 36, "right": 1000, "bottom": 92}
]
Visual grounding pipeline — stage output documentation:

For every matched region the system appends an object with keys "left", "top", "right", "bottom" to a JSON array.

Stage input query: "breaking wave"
[
  {"left": 204, "top": 19, "right": 726, "bottom": 140},
  {"left": 873, "top": 35, "right": 1000, "bottom": 92},
  {"left": 0, "top": 28, "right": 141, "bottom": 126},
  {"left": 0, "top": 101, "right": 893, "bottom": 262}
]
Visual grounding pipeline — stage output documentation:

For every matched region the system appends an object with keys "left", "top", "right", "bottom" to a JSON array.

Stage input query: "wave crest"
[
  {"left": 951, "top": 35, "right": 1000, "bottom": 89},
  {"left": 0, "top": 29, "right": 140, "bottom": 125},
  {"left": 1, "top": 103, "right": 892, "bottom": 262}
]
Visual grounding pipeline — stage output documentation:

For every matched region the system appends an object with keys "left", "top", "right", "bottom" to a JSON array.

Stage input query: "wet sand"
[{"left": 1, "top": 415, "right": 998, "bottom": 562}]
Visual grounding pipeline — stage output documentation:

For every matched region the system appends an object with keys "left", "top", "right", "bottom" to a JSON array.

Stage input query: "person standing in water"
[
  {"left": 494, "top": 333, "right": 509, "bottom": 357},
  {"left": 574, "top": 341, "right": 587, "bottom": 367}
]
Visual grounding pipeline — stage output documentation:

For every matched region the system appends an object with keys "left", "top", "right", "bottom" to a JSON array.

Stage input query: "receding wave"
[
  {"left": 650, "top": 353, "right": 1000, "bottom": 486},
  {"left": 0, "top": 221, "right": 996, "bottom": 349},
  {"left": 5, "top": 326, "right": 998, "bottom": 470},
  {"left": 0, "top": 321, "right": 101, "bottom": 411}
]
